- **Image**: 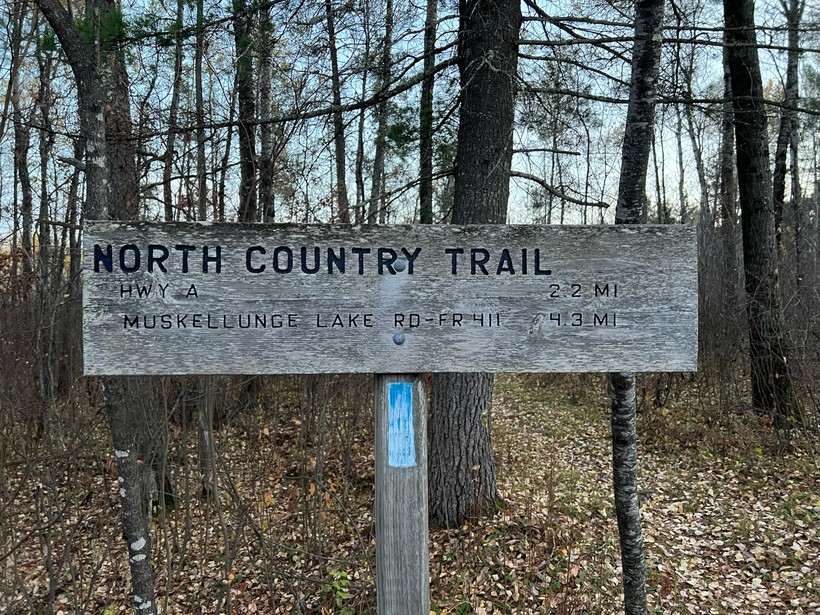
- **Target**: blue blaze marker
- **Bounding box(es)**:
[387,382,415,467]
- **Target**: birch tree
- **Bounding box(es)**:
[610,0,665,612]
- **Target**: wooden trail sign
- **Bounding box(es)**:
[82,221,697,375]
[82,220,697,615]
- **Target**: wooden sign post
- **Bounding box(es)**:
[374,374,429,613]
[83,221,697,614]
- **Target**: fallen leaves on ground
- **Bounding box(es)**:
[1,374,817,614]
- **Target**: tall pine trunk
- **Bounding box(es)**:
[428,0,520,529]
[724,0,796,426]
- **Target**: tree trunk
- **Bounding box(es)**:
[326,0,350,223]
[675,106,687,224]
[6,1,27,282]
[719,32,741,369]
[198,377,216,499]
[428,0,520,529]
[429,373,502,527]
[367,0,393,224]
[195,0,208,221]
[234,0,257,221]
[258,3,277,222]
[683,103,709,219]
[36,41,56,276]
[354,7,371,224]
[678,24,710,219]
[610,372,647,615]
[724,0,796,426]
[772,0,803,259]
[217,93,236,222]
[99,0,166,494]
[63,137,84,388]
[11,4,34,274]
[99,0,165,600]
[790,129,803,294]
[610,0,665,612]
[100,9,138,221]
[162,0,185,222]
[34,37,58,438]
[104,378,159,614]
[36,1,159,611]
[418,0,437,224]
[12,95,33,274]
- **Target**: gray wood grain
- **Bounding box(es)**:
[82,222,698,374]
[374,374,429,614]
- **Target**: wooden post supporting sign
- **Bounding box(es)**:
[374,374,429,614]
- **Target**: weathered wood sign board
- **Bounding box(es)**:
[82,221,697,375]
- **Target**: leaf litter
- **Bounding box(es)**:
[1,374,817,614]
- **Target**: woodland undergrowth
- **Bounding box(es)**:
[1,374,818,614]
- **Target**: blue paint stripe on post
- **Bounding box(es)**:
[387,382,415,468]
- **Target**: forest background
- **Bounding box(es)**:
[1,0,819,612]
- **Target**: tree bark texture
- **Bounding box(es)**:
[258,3,277,223]
[36,46,56,274]
[36,0,108,220]
[196,0,208,221]
[367,0,393,224]
[428,373,501,528]
[428,0,520,529]
[354,40,369,223]
[233,0,257,222]
[610,372,646,615]
[198,377,216,499]
[162,0,184,222]
[326,0,351,223]
[724,0,796,425]
[610,0,665,612]
[680,52,709,219]
[418,0,437,224]
[719,32,742,362]
[99,0,168,508]
[100,5,139,221]
[719,35,737,233]
[772,0,804,258]
[36,1,159,611]
[6,0,26,281]
[615,0,664,227]
[104,377,159,615]
[12,96,33,273]
[450,0,520,225]
[789,128,803,291]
